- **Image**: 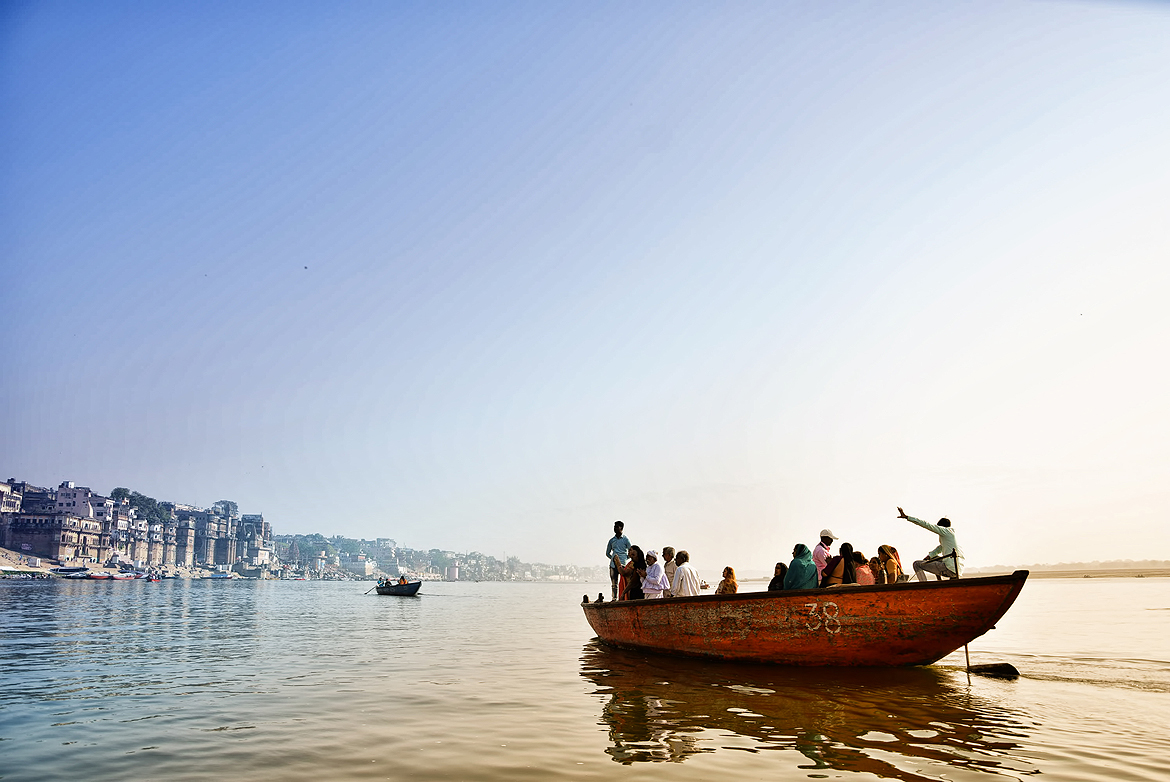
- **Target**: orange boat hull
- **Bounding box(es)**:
[582,570,1028,666]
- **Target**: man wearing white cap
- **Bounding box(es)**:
[813,529,837,582]
[642,550,670,599]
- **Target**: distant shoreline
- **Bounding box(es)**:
[977,568,1170,579]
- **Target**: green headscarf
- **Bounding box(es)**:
[784,543,819,590]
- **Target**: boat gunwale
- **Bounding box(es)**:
[582,569,1029,611]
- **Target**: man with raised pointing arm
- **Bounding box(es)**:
[898,507,964,581]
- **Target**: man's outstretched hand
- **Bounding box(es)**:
[897,507,909,519]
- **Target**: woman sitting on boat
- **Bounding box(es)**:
[783,544,819,590]
[875,545,905,584]
[714,566,738,595]
[613,546,647,600]
[853,551,875,585]
[820,542,858,587]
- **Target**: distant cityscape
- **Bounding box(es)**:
[0,477,606,581]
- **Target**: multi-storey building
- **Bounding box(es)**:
[238,514,273,566]
[1,480,23,516]
[2,478,275,572]
[174,515,196,568]
[1,482,107,563]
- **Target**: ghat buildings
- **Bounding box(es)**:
[0,479,273,569]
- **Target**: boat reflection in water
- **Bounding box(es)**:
[581,641,1039,779]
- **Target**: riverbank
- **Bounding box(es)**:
[0,545,209,579]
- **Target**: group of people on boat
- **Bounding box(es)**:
[377,575,412,587]
[605,522,706,600]
[603,508,964,600]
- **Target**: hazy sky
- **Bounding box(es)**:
[3,1,1168,572]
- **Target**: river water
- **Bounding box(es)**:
[1,576,1167,781]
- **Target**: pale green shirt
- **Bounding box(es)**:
[906,516,964,575]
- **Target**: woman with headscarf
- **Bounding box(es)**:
[714,566,738,595]
[820,542,858,587]
[642,550,670,599]
[783,544,819,590]
[877,544,905,584]
[613,545,647,600]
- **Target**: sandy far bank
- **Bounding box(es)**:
[998,568,1170,579]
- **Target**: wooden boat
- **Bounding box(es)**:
[581,570,1028,667]
[375,580,422,596]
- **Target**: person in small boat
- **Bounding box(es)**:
[606,521,632,601]
[642,550,670,599]
[820,542,858,587]
[398,575,409,585]
[876,544,905,584]
[613,545,647,600]
[783,544,819,590]
[670,550,701,597]
[813,529,837,582]
[661,547,677,597]
[714,566,738,595]
[768,561,788,590]
[869,555,884,583]
[853,551,875,585]
[898,507,964,580]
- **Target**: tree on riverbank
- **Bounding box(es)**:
[109,487,174,525]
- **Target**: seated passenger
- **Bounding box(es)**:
[614,545,647,600]
[869,555,885,584]
[714,566,738,595]
[853,551,875,585]
[877,545,905,584]
[820,542,858,587]
[670,550,701,597]
[783,544,819,590]
[661,547,677,597]
[642,550,670,599]
[767,562,787,591]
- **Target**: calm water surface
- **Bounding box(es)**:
[1,576,1167,781]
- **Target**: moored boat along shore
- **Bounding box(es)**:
[1,545,222,580]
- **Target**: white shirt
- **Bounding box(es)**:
[671,562,701,597]
[642,561,669,596]
[906,516,964,575]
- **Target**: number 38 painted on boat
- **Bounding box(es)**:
[803,602,841,634]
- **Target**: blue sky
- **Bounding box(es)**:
[3,1,1168,571]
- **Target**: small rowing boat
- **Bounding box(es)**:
[581,570,1028,667]
[375,580,422,596]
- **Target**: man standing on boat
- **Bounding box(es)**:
[605,520,631,600]
[813,529,837,581]
[898,507,964,580]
